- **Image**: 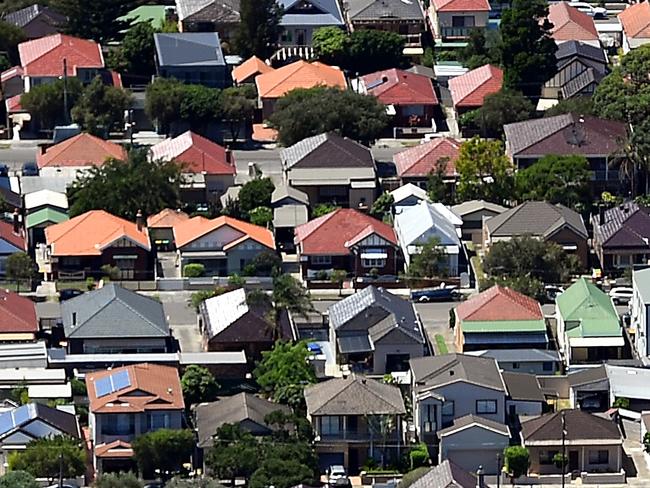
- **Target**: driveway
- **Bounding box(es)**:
[142,290,203,352]
[414,301,457,354]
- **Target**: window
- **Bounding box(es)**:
[423,404,436,432]
[312,255,332,265]
[512,362,520,369]
[543,361,553,372]
[441,401,454,417]
[588,450,609,465]
[321,416,341,435]
[101,414,135,436]
[539,450,559,465]
[451,16,475,27]
[148,412,170,431]
[476,400,497,414]
[614,254,632,268]
[362,258,386,268]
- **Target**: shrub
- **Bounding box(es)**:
[86,277,96,290]
[398,467,430,488]
[409,443,430,469]
[184,263,205,277]
[100,264,120,280]
[93,472,143,488]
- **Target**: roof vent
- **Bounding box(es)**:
[167,387,173,394]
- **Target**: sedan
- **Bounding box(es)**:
[609,287,634,305]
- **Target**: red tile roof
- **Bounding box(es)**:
[431,0,490,12]
[394,137,461,178]
[449,64,503,108]
[456,285,543,322]
[361,68,438,105]
[173,215,275,250]
[0,65,22,82]
[0,220,26,251]
[232,55,274,84]
[94,440,133,459]
[150,131,236,175]
[36,133,126,169]
[86,363,184,414]
[619,2,650,39]
[548,2,598,42]
[255,60,347,99]
[5,94,23,113]
[18,34,104,77]
[0,288,38,334]
[252,123,278,142]
[146,208,190,229]
[294,208,397,255]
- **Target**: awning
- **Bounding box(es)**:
[361,252,388,259]
[181,251,226,258]
[338,335,374,354]
[351,180,376,189]
[570,336,625,348]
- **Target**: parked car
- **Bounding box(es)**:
[567,1,607,18]
[544,285,565,303]
[411,286,459,302]
[609,287,634,305]
[328,465,349,486]
[0,164,8,177]
[59,288,84,301]
[21,161,39,176]
[307,342,323,355]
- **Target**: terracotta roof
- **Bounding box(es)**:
[150,131,235,175]
[255,60,346,98]
[173,215,275,249]
[45,210,150,256]
[94,440,133,459]
[619,2,650,39]
[36,133,126,169]
[86,363,184,414]
[5,94,23,113]
[146,208,190,228]
[431,0,490,12]
[18,34,104,77]
[361,68,438,105]
[394,137,461,178]
[449,64,503,108]
[0,65,23,82]
[456,285,544,322]
[232,55,274,84]
[0,289,38,334]
[548,2,598,42]
[0,220,26,251]
[294,208,397,255]
[252,124,278,142]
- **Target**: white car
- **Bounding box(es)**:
[568,2,607,18]
[328,465,349,486]
[609,287,634,305]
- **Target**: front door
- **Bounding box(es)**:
[349,448,360,474]
[569,450,580,471]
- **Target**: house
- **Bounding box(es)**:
[521,409,624,480]
[36,133,127,174]
[632,267,650,363]
[0,219,26,276]
[437,415,510,475]
[346,0,426,54]
[394,138,461,189]
[390,183,429,209]
[24,189,68,246]
[503,114,627,193]
[255,60,347,119]
[232,56,274,85]
[271,184,309,251]
[304,374,406,472]
[452,200,506,244]
[278,0,345,48]
[149,131,236,203]
[0,402,79,475]
[44,210,153,280]
[547,2,599,47]
[294,208,398,280]
[357,69,439,133]
[556,278,624,368]
[619,1,650,54]
[175,0,240,43]
[394,200,463,276]
[281,133,377,209]
[406,460,478,488]
[409,354,507,449]
[199,288,294,360]
[467,349,561,375]
[427,0,490,43]
[502,371,545,418]
[328,285,426,374]
[591,202,650,272]
[146,208,190,251]
[173,216,275,276]
[454,285,548,352]
[61,283,173,354]
[568,366,610,411]
[3,4,66,39]
[154,32,230,89]
[0,289,38,342]
[86,363,184,473]
[448,64,503,116]
[483,201,589,268]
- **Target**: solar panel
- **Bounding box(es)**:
[0,411,14,436]
[111,370,131,391]
[12,404,31,426]
[366,78,386,90]
[95,376,113,397]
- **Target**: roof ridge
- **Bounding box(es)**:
[264,60,308,98]
[67,289,117,337]
[113,287,167,335]
[21,33,62,68]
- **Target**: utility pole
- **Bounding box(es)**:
[58,452,64,488]
[63,58,68,125]
[496,452,501,488]
[561,410,567,488]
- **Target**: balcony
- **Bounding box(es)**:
[440,26,475,40]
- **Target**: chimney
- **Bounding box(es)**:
[12,209,19,235]
[599,205,605,226]
[136,209,144,231]
[39,145,47,155]
[225,146,232,165]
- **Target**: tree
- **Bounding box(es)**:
[179,84,222,130]
[0,471,39,488]
[330,269,347,296]
[238,178,275,218]
[247,250,282,276]
[181,365,219,407]
[455,137,514,205]
[67,148,183,220]
[593,67,630,123]
[132,429,195,480]
[346,29,406,75]
[21,77,83,130]
[466,89,534,137]
[234,0,283,60]
[408,237,447,278]
[183,263,205,277]
[270,86,388,146]
[544,96,595,117]
[145,78,186,134]
[107,22,157,78]
[220,86,256,142]
[71,76,132,135]
[165,478,224,488]
[0,20,25,65]
[249,206,273,227]
[9,436,85,483]
[312,26,347,66]
[312,203,339,217]
[272,274,314,321]
[516,155,591,210]
[369,192,394,220]
[644,431,650,454]
[52,0,138,43]
[409,443,430,469]
[249,459,315,488]
[503,446,530,483]
[458,28,500,70]
[499,0,557,97]
[206,425,260,484]
[93,472,143,488]
[5,252,35,293]
[427,158,452,203]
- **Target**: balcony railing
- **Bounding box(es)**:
[440,26,475,39]
[402,33,422,47]
[319,430,400,442]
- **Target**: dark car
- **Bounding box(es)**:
[59,288,84,301]
[411,286,459,302]
[0,164,8,178]
[21,161,39,176]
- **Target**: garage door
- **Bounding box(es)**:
[318,452,345,472]
[446,449,498,474]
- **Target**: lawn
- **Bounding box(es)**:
[434,334,449,354]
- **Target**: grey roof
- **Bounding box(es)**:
[195,393,291,447]
[505,114,576,156]
[407,64,435,79]
[568,365,609,388]
[451,199,507,218]
[555,40,607,66]
[522,409,621,443]
[437,414,510,437]
[273,205,308,228]
[0,402,79,441]
[271,183,309,206]
[304,375,405,415]
[281,132,375,170]
[593,202,650,247]
[347,0,425,22]
[561,67,602,99]
[485,201,588,239]
[502,371,545,402]
[469,348,561,364]
[176,0,240,22]
[61,284,169,339]
[279,0,344,26]
[408,460,477,488]
[4,4,65,28]
[605,365,650,401]
[154,32,225,67]
[410,354,506,392]
[634,267,650,304]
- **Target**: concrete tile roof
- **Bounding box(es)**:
[176,0,240,22]
[0,289,37,334]
[4,4,66,28]
[232,56,274,84]
[548,2,598,42]
[255,60,346,98]
[619,1,650,39]
[449,64,502,108]
[281,132,374,170]
[394,137,460,178]
[36,133,126,169]
[362,68,438,105]
[437,413,510,437]
[407,460,477,488]
[555,40,607,65]
[279,0,344,26]
[593,202,650,248]
[502,371,545,402]
[18,34,103,77]
[522,409,621,443]
[146,208,190,229]
[431,0,490,12]
[150,131,235,175]
[173,215,275,249]
[410,353,505,391]
[348,0,425,20]
[456,285,543,322]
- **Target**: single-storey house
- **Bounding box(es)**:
[449,64,502,116]
[393,138,461,189]
[547,2,600,47]
[452,200,506,245]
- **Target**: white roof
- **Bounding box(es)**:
[395,200,461,249]
[0,368,66,385]
[390,183,428,205]
[431,202,463,227]
[203,288,249,339]
[606,365,650,400]
[24,189,69,210]
[28,383,72,399]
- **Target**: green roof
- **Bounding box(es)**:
[461,319,547,333]
[556,278,621,338]
[119,5,167,26]
[25,208,69,229]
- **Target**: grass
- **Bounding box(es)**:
[55,280,90,291]
[434,334,449,354]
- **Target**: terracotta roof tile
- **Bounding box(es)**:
[255,60,346,99]
[232,55,274,84]
[619,2,650,39]
[0,65,23,82]
[94,440,133,458]
[0,288,38,334]
[5,94,23,113]
[146,208,190,228]
[18,34,104,77]
[173,215,275,249]
[431,0,490,12]
[394,137,461,177]
[456,285,544,322]
[45,210,150,256]
[449,64,503,108]
[361,68,438,105]
[36,133,126,169]
[548,2,598,42]
[150,131,236,175]
[252,124,278,142]
[295,208,397,255]
[0,220,26,251]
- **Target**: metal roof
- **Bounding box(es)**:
[154,32,225,67]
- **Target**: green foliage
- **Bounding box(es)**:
[67,148,183,220]
[313,203,340,217]
[181,365,219,407]
[100,264,121,280]
[0,470,38,488]
[272,274,314,320]
[86,276,96,291]
[544,97,595,118]
[248,250,282,276]
[370,192,394,220]
[190,287,228,311]
[165,478,224,488]
[93,472,143,488]
[21,77,83,130]
[269,86,388,146]
[330,269,347,294]
[206,424,259,481]
[132,428,195,479]
[234,0,283,59]
[183,263,205,278]
[249,206,273,227]
[52,0,138,43]
[409,443,430,469]
[238,178,275,217]
[0,19,25,65]
[249,458,315,488]
[481,274,546,302]
[552,452,567,470]
[179,84,222,129]
[312,26,348,66]
[5,252,35,292]
[70,377,87,396]
[221,86,256,141]
[398,467,431,488]
[613,397,630,409]
[467,89,534,137]
[9,436,85,481]
[504,446,530,479]
[427,157,452,204]
[515,155,592,210]
[458,28,500,70]
[644,432,650,453]
[10,383,29,405]
[228,274,246,287]
[107,22,157,77]
[408,237,447,278]
[145,78,186,134]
